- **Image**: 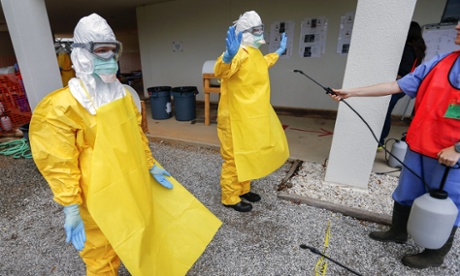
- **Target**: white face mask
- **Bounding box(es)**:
[241,32,266,48]
[93,57,118,83]
[253,34,266,48]
[97,74,117,83]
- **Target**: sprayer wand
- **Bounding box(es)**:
[300,244,363,276]
[293,69,431,190]
[293,70,337,96]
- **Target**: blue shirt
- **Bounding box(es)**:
[397,51,460,98]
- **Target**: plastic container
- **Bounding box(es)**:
[408,191,458,249]
[0,66,15,75]
[148,86,172,120]
[388,139,407,168]
[407,166,458,249]
[1,115,12,131]
[172,86,199,121]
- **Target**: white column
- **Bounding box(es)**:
[324,0,417,189]
[1,0,62,111]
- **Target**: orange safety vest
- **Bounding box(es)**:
[406,51,460,158]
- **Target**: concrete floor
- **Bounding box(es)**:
[144,102,409,177]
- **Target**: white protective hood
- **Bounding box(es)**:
[234,10,265,48]
[69,13,125,114]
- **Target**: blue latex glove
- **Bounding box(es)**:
[222,26,242,64]
[275,33,287,56]
[63,204,86,251]
[150,164,173,189]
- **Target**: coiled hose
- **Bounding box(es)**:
[0,138,32,159]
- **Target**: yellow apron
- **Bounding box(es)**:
[87,96,221,275]
[215,47,289,182]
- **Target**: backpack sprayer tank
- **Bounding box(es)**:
[407,166,458,249]
[387,133,408,168]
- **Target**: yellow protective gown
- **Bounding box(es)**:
[57,52,76,86]
[30,87,221,275]
[214,47,289,205]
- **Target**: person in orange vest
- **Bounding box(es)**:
[329,22,460,269]
[378,21,426,148]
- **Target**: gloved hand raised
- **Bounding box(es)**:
[275,33,287,56]
[63,204,86,251]
[150,164,173,189]
[223,26,242,64]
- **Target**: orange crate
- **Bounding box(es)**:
[0,73,31,132]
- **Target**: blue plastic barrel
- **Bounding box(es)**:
[172,86,199,121]
[148,86,172,120]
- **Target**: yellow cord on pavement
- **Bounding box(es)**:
[315,220,331,276]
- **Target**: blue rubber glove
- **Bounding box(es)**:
[150,164,173,189]
[222,26,242,64]
[275,33,287,56]
[63,204,86,251]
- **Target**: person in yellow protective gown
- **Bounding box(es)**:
[29,13,221,276]
[56,48,76,86]
[214,10,290,212]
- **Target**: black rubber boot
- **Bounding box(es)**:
[369,201,411,243]
[401,227,457,269]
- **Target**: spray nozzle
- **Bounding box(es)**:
[299,244,363,276]
[300,244,320,254]
[293,69,338,97]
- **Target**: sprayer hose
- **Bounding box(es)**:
[0,138,32,159]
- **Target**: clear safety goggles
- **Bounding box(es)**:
[243,24,264,36]
[72,41,123,61]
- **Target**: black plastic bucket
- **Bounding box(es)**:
[171,86,199,121]
[19,123,29,145]
[148,86,172,120]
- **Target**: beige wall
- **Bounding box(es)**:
[137,0,447,111]
[117,32,142,73]
[0,0,449,109]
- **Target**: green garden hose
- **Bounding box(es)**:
[0,138,32,159]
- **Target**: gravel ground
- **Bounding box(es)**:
[287,162,398,217]
[1,139,459,276]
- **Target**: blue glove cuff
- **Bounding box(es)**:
[275,48,286,56]
[63,204,86,251]
[63,204,79,216]
[222,51,233,64]
[149,164,160,174]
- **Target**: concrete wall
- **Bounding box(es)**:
[0,0,448,111]
[137,0,447,112]
[325,0,417,189]
[1,0,62,111]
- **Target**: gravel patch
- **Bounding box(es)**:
[287,161,398,216]
[1,139,459,276]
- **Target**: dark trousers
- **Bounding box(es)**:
[380,92,406,145]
